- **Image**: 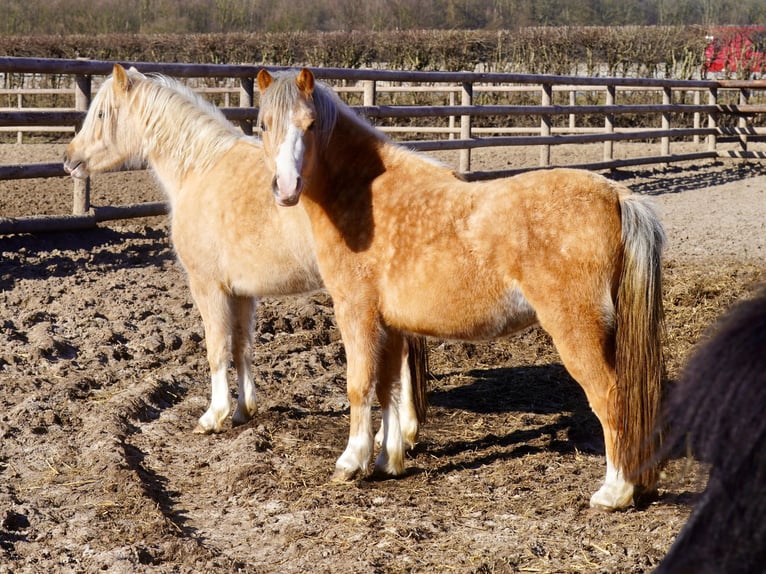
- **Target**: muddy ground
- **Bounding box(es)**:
[1,141,765,573]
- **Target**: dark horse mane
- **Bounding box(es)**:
[655,286,766,574]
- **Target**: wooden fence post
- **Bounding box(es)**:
[540,83,552,167]
[707,87,718,153]
[661,86,671,160]
[239,77,254,135]
[16,92,22,144]
[73,73,91,216]
[459,82,472,173]
[569,90,576,131]
[363,80,376,126]
[738,88,749,154]
[363,80,376,107]
[693,89,701,144]
[449,90,456,140]
[604,85,615,162]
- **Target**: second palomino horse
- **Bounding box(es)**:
[256,68,666,510]
[64,64,427,446]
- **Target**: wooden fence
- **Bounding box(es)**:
[2,56,766,234]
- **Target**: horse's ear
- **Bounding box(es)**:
[128,66,146,79]
[297,68,315,94]
[257,69,273,92]
[112,64,133,94]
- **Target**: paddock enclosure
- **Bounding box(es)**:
[3,56,766,231]
[1,58,766,572]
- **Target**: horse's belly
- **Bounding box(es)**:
[384,283,538,340]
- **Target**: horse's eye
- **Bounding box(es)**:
[97,110,104,120]
[259,121,268,132]
[307,121,315,131]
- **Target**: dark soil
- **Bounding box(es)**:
[1,143,765,573]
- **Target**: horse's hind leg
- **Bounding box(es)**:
[398,341,421,448]
[375,338,419,450]
[231,296,257,426]
[374,329,408,476]
[538,302,634,510]
[189,279,236,434]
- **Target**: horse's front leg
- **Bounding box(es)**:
[331,303,382,482]
[189,279,234,434]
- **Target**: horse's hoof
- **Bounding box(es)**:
[374,453,406,478]
[193,421,224,434]
[232,404,257,427]
[372,464,405,479]
[589,483,634,511]
[231,413,252,427]
[331,467,360,482]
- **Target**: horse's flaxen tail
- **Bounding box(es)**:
[615,194,666,489]
[405,335,429,424]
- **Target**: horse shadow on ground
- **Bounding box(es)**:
[410,363,701,510]
[0,226,174,291]
[611,161,766,196]
[406,363,605,478]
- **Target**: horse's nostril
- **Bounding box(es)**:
[296,176,302,190]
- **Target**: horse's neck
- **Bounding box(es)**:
[136,88,238,199]
[321,114,387,185]
[147,144,207,189]
[319,113,450,192]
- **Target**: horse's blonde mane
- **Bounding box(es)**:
[140,73,245,173]
[94,69,244,175]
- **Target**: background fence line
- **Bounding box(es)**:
[1,56,765,234]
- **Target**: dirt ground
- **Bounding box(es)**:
[1,141,765,573]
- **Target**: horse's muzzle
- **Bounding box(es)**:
[63,151,89,180]
[271,175,302,207]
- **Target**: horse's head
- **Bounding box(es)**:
[256,68,318,207]
[64,64,146,179]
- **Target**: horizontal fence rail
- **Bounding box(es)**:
[1,56,766,234]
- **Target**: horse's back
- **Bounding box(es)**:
[367,162,627,339]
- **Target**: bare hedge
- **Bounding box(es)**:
[0,26,709,77]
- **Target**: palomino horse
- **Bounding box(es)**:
[655,289,766,573]
[256,68,666,510]
[64,64,427,445]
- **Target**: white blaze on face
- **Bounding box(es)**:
[273,117,306,205]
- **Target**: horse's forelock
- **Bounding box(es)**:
[259,71,341,149]
[83,75,118,132]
